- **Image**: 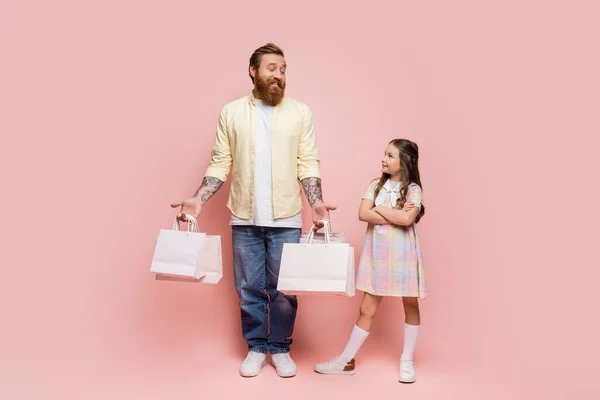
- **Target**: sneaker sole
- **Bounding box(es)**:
[398,377,416,384]
[276,370,296,378]
[314,367,356,376]
[240,359,267,377]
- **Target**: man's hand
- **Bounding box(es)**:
[170,177,224,222]
[311,202,337,230]
[171,197,202,222]
[300,177,336,230]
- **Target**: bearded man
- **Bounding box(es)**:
[171,43,335,378]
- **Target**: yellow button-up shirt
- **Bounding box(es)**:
[204,92,321,220]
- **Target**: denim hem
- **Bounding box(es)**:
[249,347,269,355]
[269,348,290,355]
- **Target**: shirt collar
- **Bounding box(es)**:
[382,179,401,192]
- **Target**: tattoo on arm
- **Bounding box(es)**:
[301,177,324,206]
[193,177,224,203]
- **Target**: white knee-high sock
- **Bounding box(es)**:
[339,325,369,363]
[401,323,420,360]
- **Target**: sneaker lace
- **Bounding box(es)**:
[322,356,347,368]
[274,353,294,365]
[245,352,264,363]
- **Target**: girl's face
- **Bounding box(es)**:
[381,143,402,179]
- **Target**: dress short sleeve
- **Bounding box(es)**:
[362,178,380,201]
[406,183,422,209]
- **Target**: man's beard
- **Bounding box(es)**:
[255,74,285,106]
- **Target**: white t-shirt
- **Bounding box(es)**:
[230,99,302,228]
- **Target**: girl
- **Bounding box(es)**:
[315,138,426,383]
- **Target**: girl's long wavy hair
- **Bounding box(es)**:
[373,138,425,223]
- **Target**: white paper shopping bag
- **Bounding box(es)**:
[150,215,207,279]
[152,218,223,284]
[301,227,345,244]
[277,221,355,297]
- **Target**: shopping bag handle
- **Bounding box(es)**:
[172,214,199,233]
[304,219,332,244]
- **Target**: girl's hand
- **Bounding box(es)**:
[401,202,416,212]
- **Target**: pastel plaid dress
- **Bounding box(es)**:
[355,178,427,298]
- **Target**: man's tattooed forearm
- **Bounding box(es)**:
[301,177,323,206]
[194,177,224,203]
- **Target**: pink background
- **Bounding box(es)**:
[1,0,598,399]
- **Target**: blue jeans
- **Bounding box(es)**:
[232,226,300,354]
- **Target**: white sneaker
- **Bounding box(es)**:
[399,358,416,383]
[271,353,297,378]
[314,356,356,375]
[239,351,267,377]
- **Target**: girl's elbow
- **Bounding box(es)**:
[358,211,367,222]
[403,217,416,226]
